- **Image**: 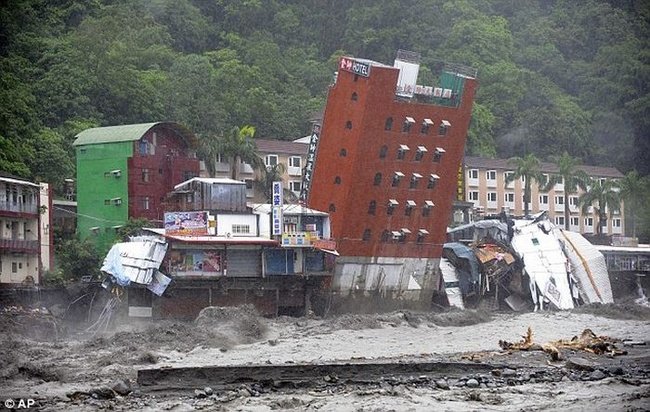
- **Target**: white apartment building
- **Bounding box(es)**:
[464,157,625,235]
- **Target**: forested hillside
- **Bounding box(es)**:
[1,0,648,193]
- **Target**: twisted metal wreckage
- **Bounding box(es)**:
[443,212,613,311]
[87,236,169,335]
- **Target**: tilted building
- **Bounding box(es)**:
[306,53,478,309]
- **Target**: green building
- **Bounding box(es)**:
[73,122,199,252]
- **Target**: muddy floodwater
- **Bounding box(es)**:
[1,304,649,411]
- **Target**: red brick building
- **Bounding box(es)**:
[307,55,477,309]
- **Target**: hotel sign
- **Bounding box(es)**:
[339,57,371,77]
[272,181,283,236]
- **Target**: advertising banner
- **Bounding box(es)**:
[164,211,209,236]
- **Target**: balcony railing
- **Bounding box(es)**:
[0,238,39,252]
[0,200,38,214]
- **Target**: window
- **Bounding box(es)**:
[334,176,341,184]
[397,145,409,160]
[139,139,149,155]
[410,173,422,189]
[232,224,251,234]
[399,228,411,243]
[141,197,150,210]
[504,172,514,188]
[415,146,427,161]
[141,168,149,182]
[555,216,565,226]
[12,262,17,273]
[486,170,497,181]
[539,195,549,204]
[422,200,434,217]
[570,196,579,207]
[487,192,497,202]
[403,117,415,132]
[265,155,278,167]
[421,118,434,134]
[417,229,429,243]
[387,199,398,215]
[340,148,347,157]
[504,193,515,203]
[351,92,358,101]
[392,172,404,187]
[384,117,393,131]
[373,173,382,186]
[570,217,580,227]
[328,203,336,212]
[289,156,301,168]
[439,120,451,135]
[362,229,371,241]
[555,196,564,205]
[368,200,377,215]
[613,218,622,228]
[345,121,352,129]
[468,169,479,181]
[468,191,479,201]
[381,230,391,242]
[379,145,388,159]
[427,174,439,189]
[289,181,301,193]
[584,217,594,226]
[433,147,445,162]
[405,200,416,216]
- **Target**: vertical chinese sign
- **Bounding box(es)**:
[299,123,321,204]
[272,181,283,236]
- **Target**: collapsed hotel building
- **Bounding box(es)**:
[305,51,478,310]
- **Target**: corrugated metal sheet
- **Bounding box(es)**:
[73,122,197,147]
[557,229,613,304]
[511,221,574,309]
[101,237,168,286]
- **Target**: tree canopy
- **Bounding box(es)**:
[1,0,648,196]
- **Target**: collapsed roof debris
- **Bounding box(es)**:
[87,236,171,335]
[443,212,613,311]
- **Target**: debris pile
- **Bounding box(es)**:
[0,306,62,340]
[499,326,627,360]
[87,236,170,334]
[444,212,613,311]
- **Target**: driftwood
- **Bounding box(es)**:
[499,327,627,361]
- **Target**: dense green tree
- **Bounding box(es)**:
[579,178,621,236]
[505,153,546,216]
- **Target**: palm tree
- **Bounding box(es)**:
[505,153,546,217]
[542,152,589,230]
[254,163,298,203]
[618,170,648,238]
[579,178,621,236]
[198,125,264,179]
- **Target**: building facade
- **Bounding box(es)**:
[0,176,45,284]
[200,138,309,202]
[306,55,478,309]
[136,178,332,318]
[73,122,200,251]
[463,156,625,235]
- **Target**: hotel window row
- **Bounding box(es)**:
[393,145,445,162]
[383,117,451,136]
[369,199,434,217]
[365,228,430,243]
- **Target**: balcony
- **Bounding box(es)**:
[0,238,39,253]
[0,200,38,215]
